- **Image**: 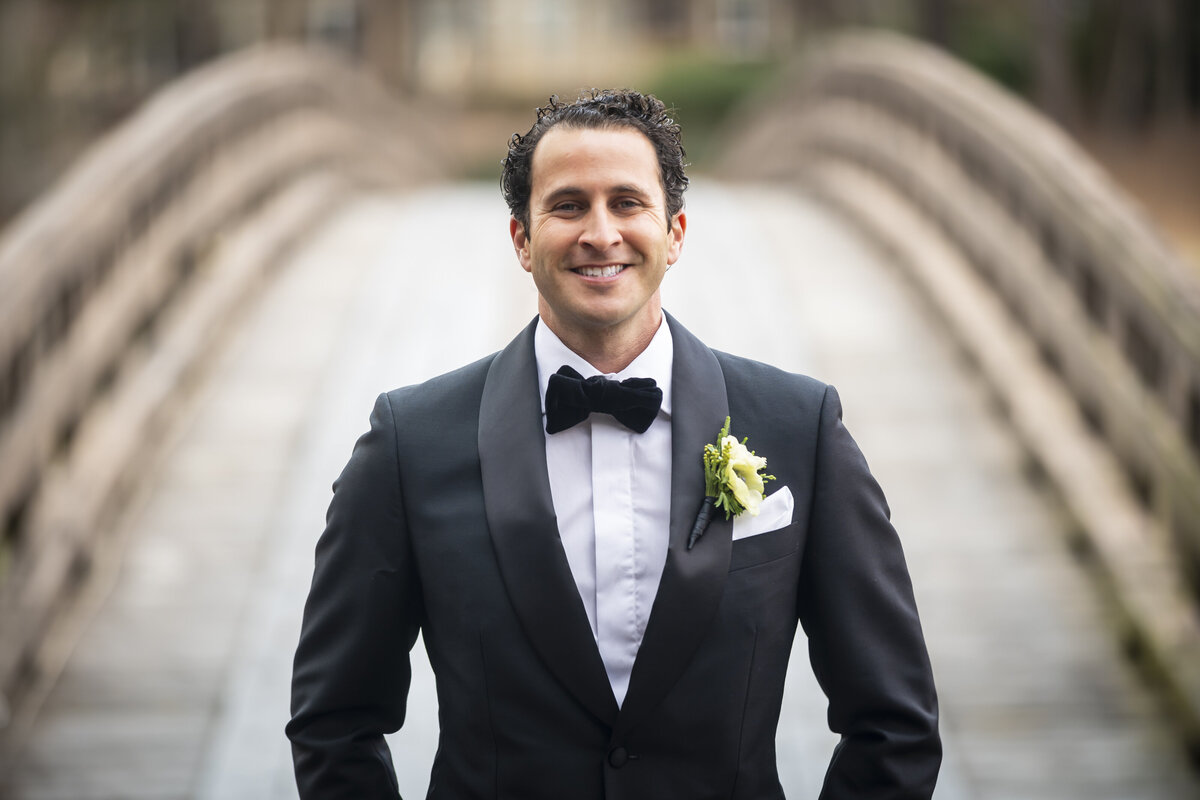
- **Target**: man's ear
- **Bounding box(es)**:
[510,217,532,272]
[666,211,687,266]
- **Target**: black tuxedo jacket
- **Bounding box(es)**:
[288,314,940,799]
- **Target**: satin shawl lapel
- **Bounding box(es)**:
[478,319,618,727]
[616,313,732,738]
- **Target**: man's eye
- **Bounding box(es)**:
[554,203,581,213]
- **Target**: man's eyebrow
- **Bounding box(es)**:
[610,184,653,198]
[541,186,584,205]
[540,184,654,205]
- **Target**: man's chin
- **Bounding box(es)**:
[558,307,662,339]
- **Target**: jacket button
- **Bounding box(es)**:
[608,747,629,768]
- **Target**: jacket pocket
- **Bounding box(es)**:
[728,522,802,572]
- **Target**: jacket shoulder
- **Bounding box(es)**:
[713,350,828,413]
[711,351,834,459]
[382,352,496,430]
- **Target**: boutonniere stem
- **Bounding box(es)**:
[687,416,774,550]
[688,496,716,550]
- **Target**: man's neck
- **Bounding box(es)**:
[539,308,663,375]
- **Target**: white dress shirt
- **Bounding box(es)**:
[534,317,673,707]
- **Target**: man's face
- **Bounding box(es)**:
[510,125,685,346]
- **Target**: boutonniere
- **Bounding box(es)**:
[687,416,775,549]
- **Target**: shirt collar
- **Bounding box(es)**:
[535,314,673,418]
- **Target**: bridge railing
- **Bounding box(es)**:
[719,30,1200,747]
[0,44,439,713]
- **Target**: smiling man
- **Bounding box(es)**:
[288,90,941,799]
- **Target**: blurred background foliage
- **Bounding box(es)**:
[644,51,781,167]
[1,0,1197,263]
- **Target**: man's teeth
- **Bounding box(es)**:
[577,265,625,278]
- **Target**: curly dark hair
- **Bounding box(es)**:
[501,89,689,233]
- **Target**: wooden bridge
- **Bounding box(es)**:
[1,34,1199,798]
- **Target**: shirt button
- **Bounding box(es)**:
[608,746,629,768]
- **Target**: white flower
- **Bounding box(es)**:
[719,435,769,515]
[701,417,775,525]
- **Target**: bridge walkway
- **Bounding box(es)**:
[4,183,1198,799]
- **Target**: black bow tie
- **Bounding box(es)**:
[544,365,663,434]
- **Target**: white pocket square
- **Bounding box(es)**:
[732,486,794,541]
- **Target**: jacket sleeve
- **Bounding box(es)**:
[797,385,941,799]
[286,392,423,798]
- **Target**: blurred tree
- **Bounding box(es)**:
[175,0,220,71]
[1073,0,1197,129]
[1032,0,1078,126]
[917,0,952,47]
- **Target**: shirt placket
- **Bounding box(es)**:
[591,419,638,707]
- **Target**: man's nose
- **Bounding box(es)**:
[578,209,622,250]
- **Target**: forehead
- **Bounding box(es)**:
[529,125,661,198]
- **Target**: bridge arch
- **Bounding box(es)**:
[719,30,1200,752]
[0,43,440,710]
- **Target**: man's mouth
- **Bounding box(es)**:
[573,264,627,278]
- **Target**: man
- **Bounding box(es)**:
[288,89,941,798]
